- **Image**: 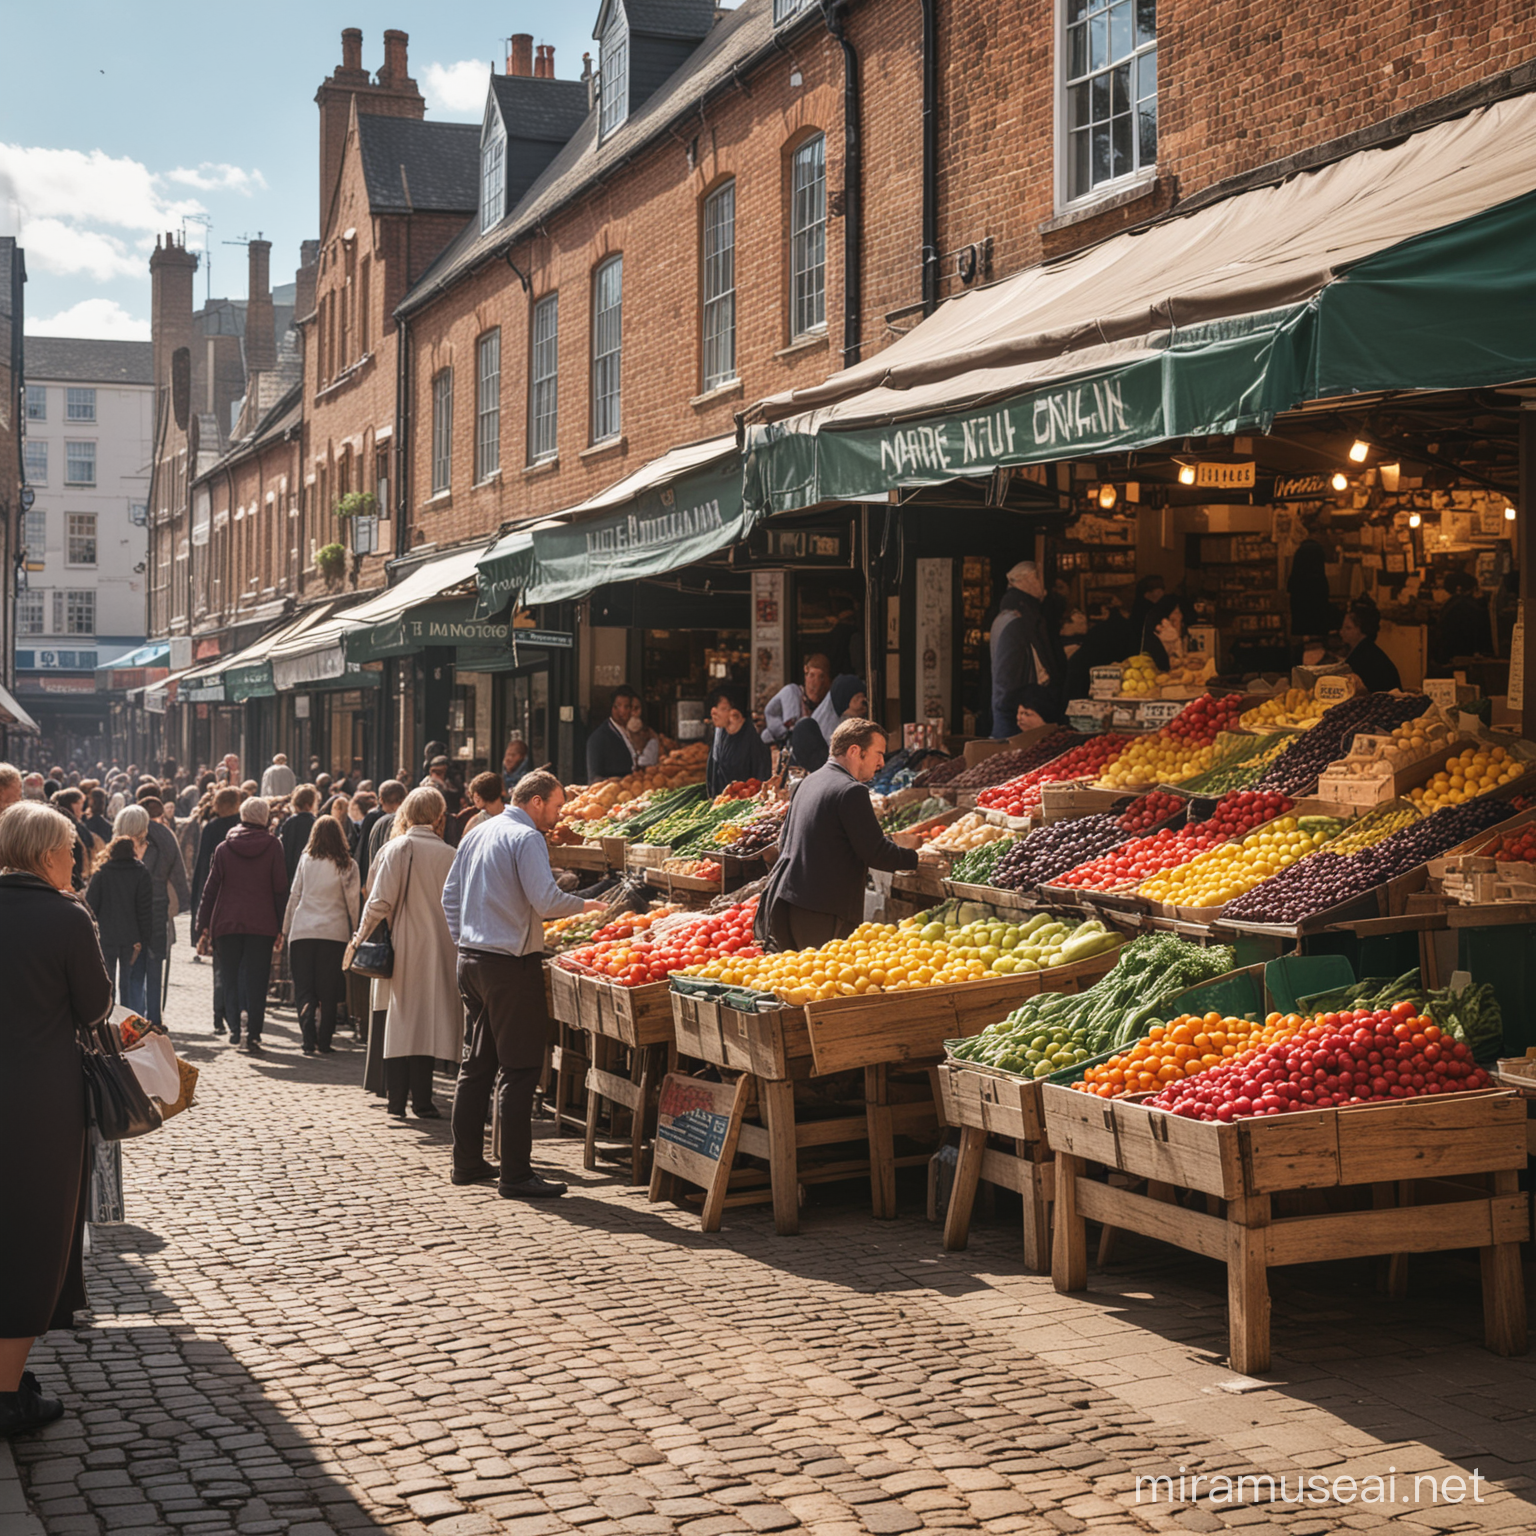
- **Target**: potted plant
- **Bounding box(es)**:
[335,490,377,520]
[315,542,347,586]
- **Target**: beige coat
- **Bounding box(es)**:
[355,825,461,1061]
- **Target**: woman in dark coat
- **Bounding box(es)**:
[0,801,113,1436]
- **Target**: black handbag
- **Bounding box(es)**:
[80,1020,162,1141]
[349,846,414,980]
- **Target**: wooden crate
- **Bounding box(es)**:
[599,835,629,869]
[1042,1084,1529,1372]
[550,841,607,871]
[548,963,582,1027]
[672,991,810,1080]
[578,974,678,1048]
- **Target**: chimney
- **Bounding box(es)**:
[582,52,595,109]
[149,231,198,427]
[381,28,409,82]
[244,238,276,376]
[535,45,555,78]
[294,240,320,326]
[341,27,363,73]
[508,33,533,76]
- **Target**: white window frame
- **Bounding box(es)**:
[591,256,623,443]
[431,369,453,496]
[790,135,828,339]
[16,591,44,636]
[773,0,816,22]
[1058,0,1157,209]
[67,512,97,568]
[600,6,630,139]
[23,438,47,484]
[529,293,560,463]
[701,181,738,392]
[66,387,96,422]
[23,509,46,558]
[65,440,96,486]
[58,590,95,637]
[481,107,506,233]
[24,384,45,421]
[475,329,501,483]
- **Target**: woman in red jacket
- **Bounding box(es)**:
[195,795,288,1053]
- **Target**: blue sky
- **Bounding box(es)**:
[0,3,607,338]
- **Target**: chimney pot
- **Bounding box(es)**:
[382,28,409,81]
[509,33,534,76]
[341,28,363,72]
[540,44,558,78]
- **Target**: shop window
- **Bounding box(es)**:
[591,256,623,443]
[701,181,737,391]
[475,328,501,482]
[481,106,506,232]
[65,440,96,486]
[431,368,453,495]
[529,293,559,462]
[17,591,43,636]
[54,590,95,636]
[23,508,46,560]
[25,384,45,421]
[599,5,629,139]
[1063,0,1157,202]
[66,387,96,422]
[790,134,827,338]
[67,512,97,567]
[23,439,46,484]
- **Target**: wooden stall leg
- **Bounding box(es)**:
[1052,1152,1087,1293]
[1372,1181,1411,1297]
[865,1063,897,1220]
[1480,1170,1528,1357]
[759,1075,800,1236]
[583,1034,610,1171]
[943,1127,987,1252]
[1021,1150,1053,1273]
[1226,1193,1272,1376]
[627,1044,659,1187]
[699,1075,753,1234]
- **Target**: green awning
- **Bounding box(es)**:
[345,598,521,663]
[225,663,275,702]
[471,532,535,621]
[742,95,1536,513]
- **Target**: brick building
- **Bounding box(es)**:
[0,237,33,754]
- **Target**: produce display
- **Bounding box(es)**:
[1407,744,1524,809]
[1325,709,1455,780]
[687,905,1121,1000]
[1094,693,1249,789]
[1483,823,1536,864]
[924,812,1013,854]
[1143,1003,1491,1120]
[990,791,1185,892]
[880,795,950,834]
[976,735,1131,817]
[580,783,705,839]
[947,834,1020,885]
[1297,968,1506,1059]
[1315,801,1419,856]
[563,896,760,986]
[1052,790,1293,892]
[1075,1012,1296,1097]
[652,791,773,855]
[1176,732,1292,796]
[1217,796,1514,925]
[941,731,1081,791]
[1239,687,1328,732]
[559,746,708,824]
[1117,654,1159,697]
[714,807,784,857]
[1137,814,1338,910]
[910,754,974,790]
[949,934,1237,1062]
[1254,692,1429,795]
[664,857,723,882]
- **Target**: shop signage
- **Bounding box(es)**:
[652,1071,748,1198]
[1273,473,1333,500]
[512,628,573,649]
[748,526,850,564]
[1193,460,1256,489]
[181,682,227,703]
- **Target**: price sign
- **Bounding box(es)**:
[1314,674,1360,705]
[1139,699,1185,726]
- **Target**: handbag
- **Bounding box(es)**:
[348,846,414,979]
[80,1019,162,1141]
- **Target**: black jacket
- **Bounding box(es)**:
[1346,637,1402,694]
[706,723,772,797]
[279,811,315,886]
[191,813,239,914]
[585,717,637,782]
[766,761,919,928]
[991,589,1064,731]
[356,807,386,883]
[86,853,154,953]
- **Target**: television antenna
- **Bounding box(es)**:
[181,213,213,302]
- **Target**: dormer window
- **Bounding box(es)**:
[599,5,630,138]
[481,105,506,232]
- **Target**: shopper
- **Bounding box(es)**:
[706,684,772,796]
[419,757,464,826]
[989,561,1062,736]
[625,706,662,768]
[191,786,242,917]
[759,719,923,951]
[279,783,318,886]
[362,780,405,887]
[459,771,505,839]
[585,687,641,781]
[83,789,114,847]
[52,790,93,891]
[1140,593,1187,674]
[0,763,22,811]
[85,806,154,1014]
[811,673,869,742]
[442,771,604,1197]
[501,739,531,796]
[196,795,287,1053]
[259,752,297,799]
[0,803,113,1437]
[350,787,460,1119]
[1341,601,1402,693]
[1433,569,1493,665]
[137,795,191,1026]
[761,653,831,745]
[283,816,360,1056]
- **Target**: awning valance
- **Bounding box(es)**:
[175,604,345,703]
[95,641,169,673]
[473,435,752,615]
[0,682,40,733]
[742,93,1536,513]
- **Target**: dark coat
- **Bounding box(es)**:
[1346,637,1402,694]
[766,761,919,928]
[191,813,239,914]
[86,852,154,954]
[356,807,387,883]
[143,820,192,953]
[706,723,772,797]
[585,718,636,782]
[990,589,1064,734]
[0,873,113,1335]
[197,823,288,940]
[279,810,315,886]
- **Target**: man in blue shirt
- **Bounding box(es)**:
[442,770,605,1198]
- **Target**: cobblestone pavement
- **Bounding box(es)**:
[6,919,1536,1536]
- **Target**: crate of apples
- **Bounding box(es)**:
[1096,693,1248,789]
[565,898,759,986]
[977,734,1131,818]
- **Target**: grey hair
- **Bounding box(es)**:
[0,802,76,877]
[113,805,151,840]
[239,795,271,826]
[393,785,445,837]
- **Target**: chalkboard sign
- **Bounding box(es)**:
[652,1072,751,1229]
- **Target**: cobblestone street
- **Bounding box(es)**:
[4,922,1535,1536]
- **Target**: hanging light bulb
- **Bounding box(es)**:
[1177,463,1197,486]
[1505,504,1518,522]
[1098,482,1118,510]
[1408,511,1422,528]
[1348,439,1370,463]
[1330,471,1349,492]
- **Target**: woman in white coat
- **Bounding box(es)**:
[348,786,459,1119]
[282,815,361,1055]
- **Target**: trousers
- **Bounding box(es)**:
[290,937,346,1050]
[102,946,145,1014]
[131,947,165,1026]
[384,1055,436,1115]
[216,933,275,1040]
[452,949,548,1183]
[766,900,852,953]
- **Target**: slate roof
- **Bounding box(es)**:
[357,115,481,214]
[490,74,591,144]
[24,336,153,386]
[596,0,718,40]
[195,379,303,484]
[399,0,803,317]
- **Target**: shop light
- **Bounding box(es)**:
[1506,504,1518,522]
[1348,439,1370,463]
[1330,471,1349,492]
[1177,463,1197,486]
[1097,482,1118,510]
[1408,511,1422,528]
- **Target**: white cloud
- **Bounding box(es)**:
[27,298,150,341]
[0,143,203,235]
[165,162,268,195]
[17,217,141,281]
[423,59,492,116]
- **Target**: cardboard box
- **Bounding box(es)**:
[961,723,1056,768]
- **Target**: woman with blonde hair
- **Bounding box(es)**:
[0,802,113,1435]
[283,815,360,1055]
[348,785,459,1119]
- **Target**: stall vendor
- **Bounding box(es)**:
[1341,602,1401,692]
[761,654,831,744]
[585,686,641,781]
[757,718,923,950]
[1432,570,1493,666]
[811,674,869,741]
[989,561,1062,737]
[1140,594,1186,674]
[706,684,773,797]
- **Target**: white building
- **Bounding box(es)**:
[18,337,153,763]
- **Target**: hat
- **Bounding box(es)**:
[829,674,867,715]
[429,755,451,769]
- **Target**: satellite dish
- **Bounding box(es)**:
[172,347,191,430]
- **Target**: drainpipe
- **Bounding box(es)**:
[394,313,410,560]
[920,0,938,316]
[821,0,863,366]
